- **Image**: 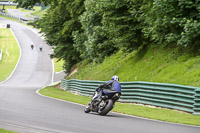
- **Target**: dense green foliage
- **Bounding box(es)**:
[16,0,200,73]
[15,0,48,8]
[35,0,85,72]
[73,0,147,62]
[144,0,200,51]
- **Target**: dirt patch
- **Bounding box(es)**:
[68,67,78,77]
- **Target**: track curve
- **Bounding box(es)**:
[0,17,200,133]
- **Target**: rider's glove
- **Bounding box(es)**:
[95,87,101,92]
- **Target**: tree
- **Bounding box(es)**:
[144,0,200,51]
[14,0,50,8]
[92,0,146,51]
[73,0,147,63]
[73,0,116,62]
[35,0,85,72]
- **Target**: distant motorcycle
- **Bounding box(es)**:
[39,45,43,52]
[84,89,121,116]
[40,47,43,52]
[31,44,34,49]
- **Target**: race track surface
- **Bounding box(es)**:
[7,9,34,21]
[0,17,200,133]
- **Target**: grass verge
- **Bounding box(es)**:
[0,129,18,133]
[69,45,200,87]
[0,29,20,82]
[31,7,47,18]
[54,58,64,72]
[39,86,200,126]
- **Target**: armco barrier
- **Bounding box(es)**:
[0,12,27,24]
[193,88,200,115]
[61,79,200,115]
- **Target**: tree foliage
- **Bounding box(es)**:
[16,0,200,72]
[14,0,49,8]
[35,0,85,72]
[73,0,116,62]
[73,0,146,62]
[143,0,200,51]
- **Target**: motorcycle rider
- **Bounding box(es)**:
[39,45,43,52]
[86,75,121,110]
[31,43,34,50]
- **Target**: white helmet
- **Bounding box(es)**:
[112,75,119,81]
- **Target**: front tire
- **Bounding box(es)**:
[84,105,91,113]
[98,99,114,116]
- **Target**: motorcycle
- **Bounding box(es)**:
[84,89,121,116]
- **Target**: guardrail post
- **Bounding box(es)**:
[193,88,200,115]
[67,80,70,91]
[60,79,65,90]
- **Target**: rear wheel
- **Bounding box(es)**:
[98,99,114,116]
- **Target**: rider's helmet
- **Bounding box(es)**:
[112,75,119,81]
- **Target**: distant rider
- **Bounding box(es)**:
[39,45,43,52]
[31,43,34,50]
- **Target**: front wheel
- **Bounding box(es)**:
[98,99,114,116]
[84,105,91,113]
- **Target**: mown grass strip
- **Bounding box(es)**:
[31,6,47,18]
[54,58,64,72]
[0,128,19,133]
[69,46,200,87]
[39,86,200,126]
[0,29,20,82]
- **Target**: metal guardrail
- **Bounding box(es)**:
[0,12,28,24]
[61,79,200,115]
[194,88,200,115]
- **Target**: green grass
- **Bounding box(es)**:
[0,129,18,133]
[39,86,200,126]
[40,86,91,105]
[70,45,200,87]
[0,29,20,82]
[54,58,64,72]
[31,7,48,18]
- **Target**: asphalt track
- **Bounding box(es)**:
[0,17,200,133]
[7,9,34,21]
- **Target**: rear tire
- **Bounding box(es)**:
[98,99,114,116]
